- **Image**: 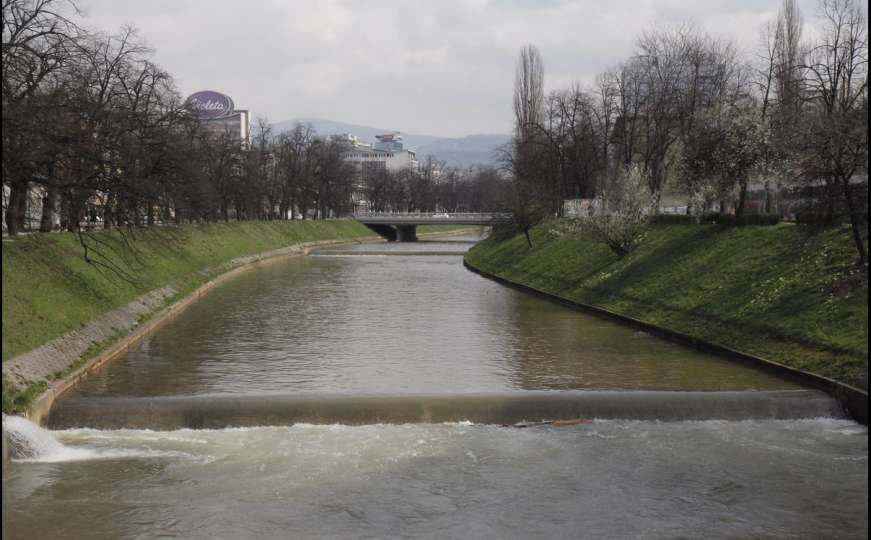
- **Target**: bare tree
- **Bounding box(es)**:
[630,25,741,202]
[758,0,807,213]
[507,44,551,246]
[2,0,80,235]
[513,44,545,143]
[794,0,868,266]
[775,0,805,118]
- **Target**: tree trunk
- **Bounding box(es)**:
[40,183,59,232]
[736,178,748,216]
[5,180,28,236]
[62,189,84,232]
[104,205,114,230]
[763,181,772,214]
[841,178,867,268]
[523,226,533,248]
[823,176,838,218]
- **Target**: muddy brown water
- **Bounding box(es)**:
[60,235,801,398]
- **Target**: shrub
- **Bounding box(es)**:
[699,212,723,224]
[650,214,697,225]
[576,165,654,257]
[554,166,654,257]
[699,213,781,226]
[737,213,781,226]
[796,211,841,226]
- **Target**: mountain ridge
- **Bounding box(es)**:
[271,117,510,167]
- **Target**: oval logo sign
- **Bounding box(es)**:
[184,91,234,119]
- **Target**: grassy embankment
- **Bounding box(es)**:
[465,221,868,391]
[1,220,470,412]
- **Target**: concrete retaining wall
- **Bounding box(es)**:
[14,238,370,425]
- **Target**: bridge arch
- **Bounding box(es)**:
[354,212,505,241]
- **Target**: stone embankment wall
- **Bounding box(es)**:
[4,240,355,424]
[4,226,476,423]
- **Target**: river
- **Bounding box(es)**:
[4,233,868,539]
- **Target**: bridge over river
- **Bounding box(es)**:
[354,212,508,241]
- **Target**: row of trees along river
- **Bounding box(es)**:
[505,0,867,266]
[2,0,513,238]
[3,0,866,266]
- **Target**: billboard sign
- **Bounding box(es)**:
[184,91,234,119]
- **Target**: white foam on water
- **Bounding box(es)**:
[2,414,195,463]
[3,414,90,462]
[6,416,866,539]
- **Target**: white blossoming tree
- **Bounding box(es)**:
[556,165,655,257]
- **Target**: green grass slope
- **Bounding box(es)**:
[2,219,375,363]
[465,222,868,390]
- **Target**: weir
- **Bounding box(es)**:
[46,390,845,430]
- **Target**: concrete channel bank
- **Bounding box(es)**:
[8,239,369,426]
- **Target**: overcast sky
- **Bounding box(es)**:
[78,0,820,138]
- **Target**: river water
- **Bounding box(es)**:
[53,235,803,396]
[5,233,868,539]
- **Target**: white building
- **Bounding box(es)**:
[204,110,250,145]
[334,132,419,212]
[337,132,419,176]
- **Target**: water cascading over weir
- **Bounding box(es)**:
[3,390,845,463]
[43,390,846,431]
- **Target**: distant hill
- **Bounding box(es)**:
[271,117,510,168]
[416,134,510,168]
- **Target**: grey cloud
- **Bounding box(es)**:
[79,0,819,137]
